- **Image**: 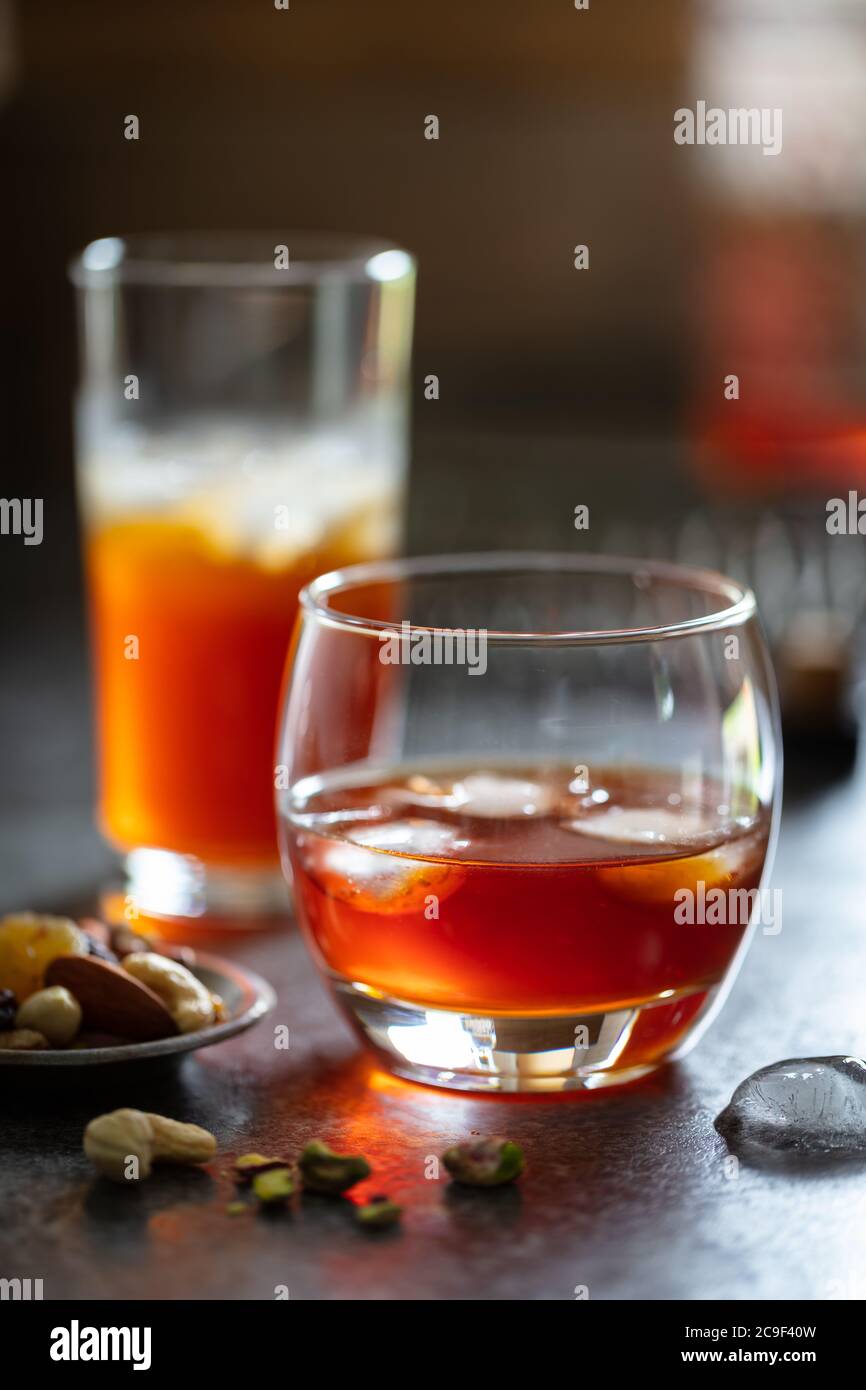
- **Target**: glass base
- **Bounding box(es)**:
[332,978,681,1093]
[105,848,290,930]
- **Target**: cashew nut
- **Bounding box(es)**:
[84,1108,154,1182]
[84,1108,217,1182]
[16,986,82,1046]
[121,952,215,1034]
[147,1113,217,1164]
[0,1028,48,1050]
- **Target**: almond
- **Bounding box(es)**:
[44,955,177,1042]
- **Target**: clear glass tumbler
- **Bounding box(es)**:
[277,554,781,1093]
[71,233,415,926]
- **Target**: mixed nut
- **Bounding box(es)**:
[231,1141,372,1208]
[298,1139,371,1195]
[442,1136,525,1187]
[17,908,527,1236]
[0,911,224,1051]
[81,1108,525,1236]
[223,1135,525,1230]
[84,1109,218,1181]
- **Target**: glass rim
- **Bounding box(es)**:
[299,552,758,646]
[68,231,416,289]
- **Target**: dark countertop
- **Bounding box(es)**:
[2,590,866,1300]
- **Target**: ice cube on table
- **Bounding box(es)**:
[450,773,554,818]
[716,1057,866,1156]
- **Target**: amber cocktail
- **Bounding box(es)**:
[277,555,780,1092]
[72,233,415,924]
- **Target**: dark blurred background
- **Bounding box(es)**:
[0,0,691,579]
[1,0,866,903]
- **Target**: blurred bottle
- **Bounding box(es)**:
[685,0,866,742]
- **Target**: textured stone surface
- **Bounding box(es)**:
[1,604,865,1300]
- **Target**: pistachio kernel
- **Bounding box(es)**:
[442,1137,525,1187]
[225,1200,249,1216]
[299,1140,371,1195]
[233,1153,289,1185]
[356,1197,402,1230]
[251,1166,297,1205]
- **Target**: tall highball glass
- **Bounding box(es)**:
[72,233,415,927]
